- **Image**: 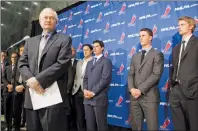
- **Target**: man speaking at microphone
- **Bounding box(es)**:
[18,8,72,131]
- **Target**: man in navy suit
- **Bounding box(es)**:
[83,40,112,131]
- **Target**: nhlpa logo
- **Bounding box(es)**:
[84,4,90,14]
[160,117,171,129]
[96,12,102,22]
[148,0,157,6]
[104,0,110,7]
[77,43,83,52]
[119,3,126,15]
[128,14,136,27]
[152,25,157,37]
[161,5,171,19]
[78,19,83,28]
[125,115,132,125]
[104,50,108,58]
[84,29,89,39]
[118,32,125,44]
[69,11,73,20]
[128,46,136,58]
[162,41,172,53]
[116,96,123,107]
[104,22,110,33]
[117,64,124,75]
[162,79,169,92]
[62,25,67,33]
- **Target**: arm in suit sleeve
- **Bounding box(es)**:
[67,60,74,94]
[92,59,112,96]
[2,66,9,86]
[35,36,72,89]
[128,55,136,91]
[83,62,89,90]
[138,52,164,95]
[18,40,34,81]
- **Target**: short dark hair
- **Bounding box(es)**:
[140,28,153,37]
[93,40,104,48]
[11,52,19,57]
[83,44,93,50]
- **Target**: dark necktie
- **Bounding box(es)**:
[93,58,97,65]
[181,40,186,55]
[140,50,146,64]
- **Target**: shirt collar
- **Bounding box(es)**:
[94,54,103,60]
[182,34,192,44]
[83,56,93,62]
[142,46,152,53]
[41,32,53,39]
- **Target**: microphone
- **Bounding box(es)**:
[6,35,30,51]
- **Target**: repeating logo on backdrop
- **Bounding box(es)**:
[104,0,110,7]
[77,43,83,52]
[116,95,123,107]
[118,32,125,44]
[125,114,132,125]
[148,0,157,6]
[162,41,172,54]
[84,29,89,39]
[161,5,171,19]
[119,3,126,15]
[62,25,67,33]
[78,19,83,28]
[69,11,73,20]
[104,22,110,33]
[84,4,90,15]
[128,14,136,27]
[152,24,158,38]
[128,46,136,58]
[104,50,108,58]
[161,79,169,92]
[96,12,102,22]
[160,117,171,130]
[194,16,198,31]
[117,64,124,75]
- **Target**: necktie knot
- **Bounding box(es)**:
[142,50,146,54]
[43,34,49,39]
[181,40,186,44]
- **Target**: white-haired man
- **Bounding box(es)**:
[18,8,72,131]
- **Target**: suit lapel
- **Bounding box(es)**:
[40,32,58,62]
[91,56,104,70]
[180,35,195,61]
[139,48,154,70]
[34,35,42,67]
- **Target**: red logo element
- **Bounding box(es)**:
[104,0,109,7]
[119,3,126,14]
[69,11,73,20]
[85,29,89,37]
[129,46,136,56]
[120,32,125,43]
[78,19,83,28]
[161,5,171,18]
[97,12,102,22]
[152,25,157,36]
[117,64,124,74]
[125,115,132,125]
[130,14,136,25]
[163,41,172,53]
[116,96,123,106]
[160,117,170,129]
[77,43,83,52]
[105,22,110,31]
[85,4,90,14]
[162,79,169,92]
[62,25,67,33]
[149,0,155,4]
[104,50,108,58]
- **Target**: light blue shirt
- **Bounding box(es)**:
[142,46,152,56]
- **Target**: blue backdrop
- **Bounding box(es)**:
[56,1,198,130]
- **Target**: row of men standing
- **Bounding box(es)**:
[1,45,26,131]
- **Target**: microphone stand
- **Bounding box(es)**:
[8,57,19,131]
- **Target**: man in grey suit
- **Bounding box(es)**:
[72,44,93,131]
[128,28,164,130]
[83,40,112,131]
[18,8,72,131]
[169,16,198,130]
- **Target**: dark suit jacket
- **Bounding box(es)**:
[128,48,164,102]
[170,35,198,99]
[67,59,78,94]
[1,61,9,89]
[83,56,112,107]
[2,64,22,95]
[18,31,72,109]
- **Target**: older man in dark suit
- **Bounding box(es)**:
[18,8,72,131]
[83,40,112,131]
